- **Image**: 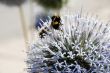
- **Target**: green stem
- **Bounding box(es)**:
[29,0,34,28]
[18,5,29,49]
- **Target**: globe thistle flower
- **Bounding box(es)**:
[35,13,51,29]
[27,13,110,73]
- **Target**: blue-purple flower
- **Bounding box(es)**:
[27,13,110,73]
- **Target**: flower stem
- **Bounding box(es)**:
[18,5,29,48]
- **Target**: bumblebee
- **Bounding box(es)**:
[51,15,62,30]
[39,15,63,38]
[39,27,49,38]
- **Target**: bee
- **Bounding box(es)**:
[51,15,62,30]
[39,27,49,38]
[39,15,63,38]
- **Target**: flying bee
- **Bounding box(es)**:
[51,15,62,30]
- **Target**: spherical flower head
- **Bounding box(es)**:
[27,13,110,73]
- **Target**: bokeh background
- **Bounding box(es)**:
[0,0,110,73]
